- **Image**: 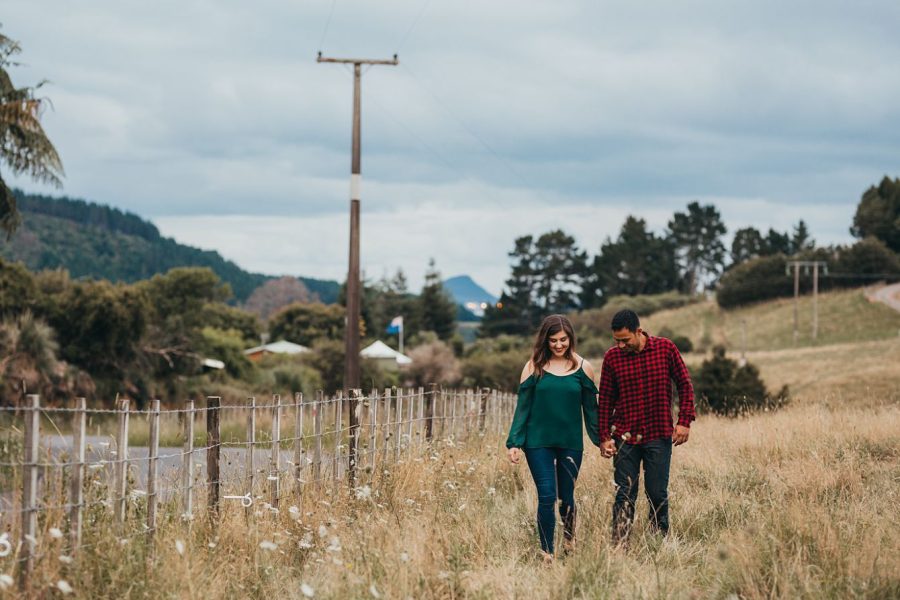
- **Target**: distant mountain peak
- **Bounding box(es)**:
[443,275,497,317]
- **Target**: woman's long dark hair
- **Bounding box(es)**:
[530,314,577,379]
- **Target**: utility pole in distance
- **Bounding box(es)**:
[317,52,398,394]
[786,260,829,342]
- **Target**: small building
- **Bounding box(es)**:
[244,340,310,362]
[360,340,412,371]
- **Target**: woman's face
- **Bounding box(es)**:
[547,330,570,358]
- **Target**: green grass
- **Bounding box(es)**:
[643,288,900,353]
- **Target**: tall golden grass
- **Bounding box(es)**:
[3,389,898,599]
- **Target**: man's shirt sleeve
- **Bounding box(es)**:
[597,353,618,441]
[668,343,695,427]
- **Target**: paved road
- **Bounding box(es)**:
[866,282,900,313]
[1,436,336,518]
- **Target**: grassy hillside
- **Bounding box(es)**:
[1,191,339,303]
[643,288,900,353]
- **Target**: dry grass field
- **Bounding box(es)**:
[3,387,899,598]
[3,290,899,599]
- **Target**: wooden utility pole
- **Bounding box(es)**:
[786,260,828,342]
[317,52,398,395]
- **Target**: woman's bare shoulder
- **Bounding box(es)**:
[576,354,597,379]
[520,360,535,383]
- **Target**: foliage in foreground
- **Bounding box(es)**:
[2,400,898,599]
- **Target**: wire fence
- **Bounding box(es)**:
[0,386,516,590]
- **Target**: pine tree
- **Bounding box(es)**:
[419,259,456,341]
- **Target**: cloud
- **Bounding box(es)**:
[4,0,897,289]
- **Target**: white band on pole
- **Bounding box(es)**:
[350,174,361,200]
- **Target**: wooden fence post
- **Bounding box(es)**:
[406,389,414,456]
[426,383,436,442]
[348,389,360,486]
[247,397,256,504]
[69,397,86,555]
[293,392,304,494]
[147,399,160,539]
[449,389,457,440]
[479,388,488,433]
[18,394,40,591]
[333,392,343,482]
[395,388,403,461]
[182,399,194,521]
[381,388,391,463]
[114,397,130,524]
[269,394,282,508]
[207,396,221,520]
[368,389,378,473]
[313,391,323,484]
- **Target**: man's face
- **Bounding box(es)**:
[548,330,570,357]
[612,327,643,354]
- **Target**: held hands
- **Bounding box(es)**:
[672,424,690,446]
[600,439,616,459]
[507,447,521,464]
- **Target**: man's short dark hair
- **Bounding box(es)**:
[611,309,640,332]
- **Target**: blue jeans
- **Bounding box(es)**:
[612,438,672,541]
[523,447,583,555]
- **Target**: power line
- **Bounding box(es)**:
[317,0,339,52]
[399,63,535,191]
[396,0,434,54]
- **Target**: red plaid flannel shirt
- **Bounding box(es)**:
[598,333,695,444]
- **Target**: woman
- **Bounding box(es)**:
[506,314,601,562]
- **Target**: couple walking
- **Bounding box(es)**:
[506,310,695,561]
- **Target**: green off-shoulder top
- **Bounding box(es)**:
[505,363,601,451]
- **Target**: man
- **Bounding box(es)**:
[597,309,695,542]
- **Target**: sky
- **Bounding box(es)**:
[4,0,900,296]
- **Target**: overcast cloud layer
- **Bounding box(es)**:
[5,0,900,295]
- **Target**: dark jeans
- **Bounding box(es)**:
[612,438,672,541]
[523,447,582,555]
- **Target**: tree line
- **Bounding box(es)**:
[483,179,900,336]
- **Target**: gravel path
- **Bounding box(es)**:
[866,282,900,313]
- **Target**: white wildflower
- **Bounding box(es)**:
[300,582,315,597]
[259,540,278,551]
[399,552,410,563]
[0,533,12,557]
[58,555,74,564]
[326,537,342,552]
[369,584,381,598]
[175,539,185,556]
[57,580,74,595]
[0,574,13,590]
[49,527,64,540]
[317,525,328,538]
[487,487,496,496]
[299,533,314,549]
[458,503,467,512]
[355,485,372,500]
[289,506,301,521]
[332,556,343,565]
[208,542,217,549]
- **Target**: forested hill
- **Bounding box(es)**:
[1,190,339,303]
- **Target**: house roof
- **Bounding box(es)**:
[360,340,413,365]
[243,340,310,356]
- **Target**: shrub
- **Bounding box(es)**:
[716,254,794,308]
[693,346,788,416]
[569,292,699,339]
[657,326,694,354]
[197,327,254,380]
[460,349,524,390]
[404,340,461,388]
